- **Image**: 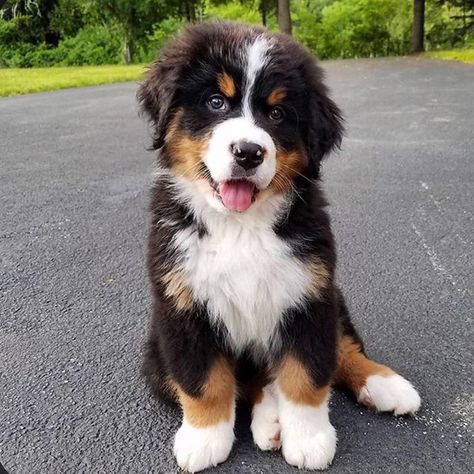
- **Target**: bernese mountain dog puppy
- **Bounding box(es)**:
[138,22,421,473]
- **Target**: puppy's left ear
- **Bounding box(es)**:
[304,61,344,171]
[309,92,344,159]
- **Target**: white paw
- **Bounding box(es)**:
[173,419,234,473]
[251,385,281,451]
[277,386,336,470]
[281,421,337,470]
[359,374,421,415]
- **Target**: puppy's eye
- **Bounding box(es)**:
[269,106,285,122]
[207,94,228,111]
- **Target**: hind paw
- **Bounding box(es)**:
[359,374,421,415]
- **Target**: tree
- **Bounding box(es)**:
[437,0,474,37]
[0,0,61,45]
[209,0,274,26]
[169,0,204,22]
[49,0,86,38]
[96,0,168,64]
[278,0,291,35]
[259,0,276,26]
[411,0,425,52]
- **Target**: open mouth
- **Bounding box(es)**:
[210,179,258,212]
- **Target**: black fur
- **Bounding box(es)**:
[138,21,360,404]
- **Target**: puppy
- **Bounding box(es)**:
[138,21,421,473]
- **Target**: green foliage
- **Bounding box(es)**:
[146,16,184,58]
[1,0,473,68]
[94,0,170,62]
[0,23,122,67]
[0,15,39,44]
[425,1,473,48]
[52,24,123,65]
[49,0,87,37]
[206,0,262,23]
[293,0,412,59]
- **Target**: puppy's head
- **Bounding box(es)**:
[138,22,343,213]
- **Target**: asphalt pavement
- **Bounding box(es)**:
[1,57,473,473]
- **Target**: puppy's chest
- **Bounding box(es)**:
[176,221,311,350]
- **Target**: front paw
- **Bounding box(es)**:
[173,419,234,473]
[251,417,281,451]
[281,420,337,470]
[251,385,281,451]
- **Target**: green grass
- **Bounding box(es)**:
[425,48,474,64]
[0,64,146,97]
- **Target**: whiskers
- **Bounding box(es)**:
[279,162,315,187]
[271,162,314,206]
[175,159,212,184]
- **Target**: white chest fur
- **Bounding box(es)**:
[172,185,312,352]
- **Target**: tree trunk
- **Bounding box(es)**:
[278,0,292,36]
[411,0,425,53]
[185,1,196,23]
[260,0,267,26]
[124,36,134,64]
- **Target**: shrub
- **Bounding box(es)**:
[0,42,42,67]
[138,16,184,63]
[0,15,42,45]
[53,25,123,66]
[0,24,123,67]
[206,0,262,24]
[425,2,470,50]
[294,0,412,59]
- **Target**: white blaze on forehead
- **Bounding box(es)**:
[243,36,271,119]
[196,35,278,206]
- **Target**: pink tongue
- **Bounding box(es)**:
[218,180,255,212]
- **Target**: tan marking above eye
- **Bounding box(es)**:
[267,87,287,106]
[218,72,236,98]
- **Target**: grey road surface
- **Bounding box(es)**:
[1,58,473,474]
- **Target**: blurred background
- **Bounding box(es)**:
[1,2,473,474]
[0,0,473,96]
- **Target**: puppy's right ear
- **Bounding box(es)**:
[137,55,182,150]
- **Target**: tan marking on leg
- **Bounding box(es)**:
[161,268,194,312]
[278,356,330,406]
[267,87,286,106]
[218,72,236,98]
[307,257,330,299]
[335,335,393,397]
[174,357,235,428]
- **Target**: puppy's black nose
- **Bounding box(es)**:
[230,141,264,170]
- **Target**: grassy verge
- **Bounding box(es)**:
[0,64,146,97]
[425,48,474,64]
